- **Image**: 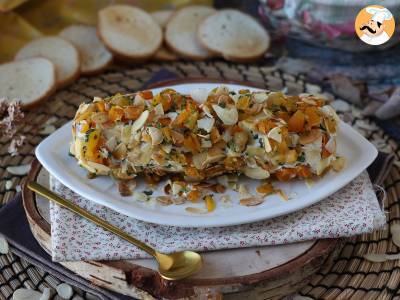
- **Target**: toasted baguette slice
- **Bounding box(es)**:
[59,25,113,75]
[0,58,56,108]
[15,36,80,88]
[151,10,173,28]
[198,9,270,62]
[150,10,178,61]
[165,5,216,60]
[98,5,162,62]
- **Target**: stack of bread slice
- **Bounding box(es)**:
[0,4,270,107]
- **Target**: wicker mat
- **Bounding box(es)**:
[1,61,400,300]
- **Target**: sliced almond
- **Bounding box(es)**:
[197,116,215,133]
[185,207,208,214]
[212,104,238,125]
[267,126,282,143]
[147,127,163,145]
[132,110,149,132]
[244,166,270,179]
[173,197,186,205]
[156,196,173,206]
[332,156,346,172]
[190,88,209,103]
[299,129,321,145]
[192,152,207,170]
[240,197,264,206]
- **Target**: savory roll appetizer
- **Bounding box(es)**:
[70,86,345,184]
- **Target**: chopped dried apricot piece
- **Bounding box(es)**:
[139,90,153,100]
[187,190,201,202]
[305,107,322,127]
[275,168,297,181]
[124,105,144,120]
[205,195,216,212]
[288,110,305,133]
[256,182,274,195]
[108,106,124,122]
[296,165,312,178]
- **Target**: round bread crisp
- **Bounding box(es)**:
[198,9,270,62]
[15,37,80,88]
[151,10,173,28]
[98,5,162,62]
[151,10,178,61]
[59,25,113,75]
[165,5,216,60]
[0,58,56,108]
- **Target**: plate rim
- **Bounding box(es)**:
[35,81,378,228]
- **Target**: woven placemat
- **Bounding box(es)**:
[1,61,400,299]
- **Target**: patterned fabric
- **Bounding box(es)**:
[49,171,385,261]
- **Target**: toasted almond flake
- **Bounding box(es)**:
[253,92,268,103]
[197,116,215,133]
[147,127,163,145]
[305,178,315,189]
[267,126,282,143]
[172,182,185,195]
[299,129,321,145]
[240,197,264,206]
[324,136,336,154]
[192,152,207,170]
[276,189,288,201]
[220,195,232,208]
[263,136,272,152]
[172,197,186,205]
[190,88,209,103]
[133,192,148,202]
[238,183,250,196]
[156,196,173,206]
[332,156,346,172]
[244,166,270,180]
[131,110,149,132]
[154,103,164,116]
[118,181,132,197]
[301,98,317,105]
[391,224,400,248]
[56,283,73,299]
[186,207,208,214]
[0,236,9,254]
[6,164,31,175]
[212,104,238,125]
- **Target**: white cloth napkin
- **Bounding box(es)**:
[49,171,386,262]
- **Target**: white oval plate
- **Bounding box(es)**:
[36,83,378,228]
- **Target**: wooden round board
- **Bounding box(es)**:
[22,159,343,299]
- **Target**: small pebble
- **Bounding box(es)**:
[5,180,13,190]
[6,164,31,175]
[56,283,73,299]
[39,125,56,135]
[12,288,43,300]
[330,99,350,112]
[39,288,51,300]
[0,235,9,254]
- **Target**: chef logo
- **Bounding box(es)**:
[355,5,395,46]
